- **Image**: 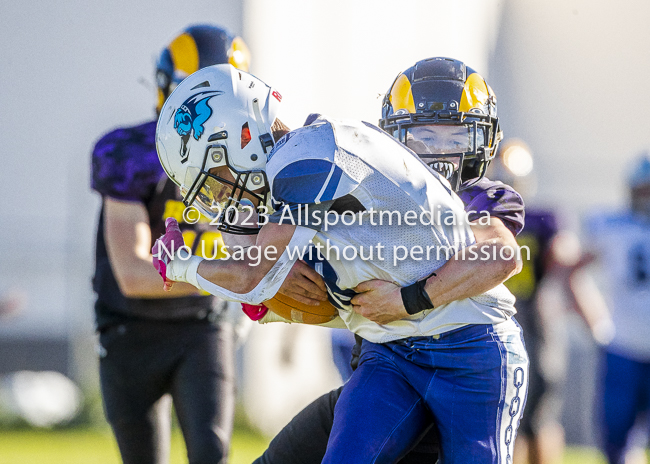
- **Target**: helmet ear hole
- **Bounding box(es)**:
[241,122,252,149]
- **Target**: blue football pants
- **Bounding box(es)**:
[322,319,529,464]
[602,350,650,464]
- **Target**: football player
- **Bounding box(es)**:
[153,62,528,463]
[588,153,650,464]
[255,57,528,464]
[91,25,249,464]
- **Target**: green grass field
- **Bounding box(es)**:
[0,428,625,464]
[0,428,270,464]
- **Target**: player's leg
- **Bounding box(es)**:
[398,425,439,464]
[400,320,528,464]
[331,329,356,382]
[601,350,644,464]
[322,341,431,464]
[170,321,236,464]
[513,315,545,463]
[99,322,173,464]
[254,387,343,464]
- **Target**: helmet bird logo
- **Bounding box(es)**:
[173,90,223,162]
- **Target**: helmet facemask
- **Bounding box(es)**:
[181,143,270,235]
[382,110,498,191]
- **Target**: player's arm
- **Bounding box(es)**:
[221,225,328,306]
[351,216,521,325]
[421,215,522,304]
[198,222,299,293]
[545,233,614,344]
[104,197,200,298]
[157,220,315,304]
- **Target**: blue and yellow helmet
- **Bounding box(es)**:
[380,57,502,190]
[155,24,251,113]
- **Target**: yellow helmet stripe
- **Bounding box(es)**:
[389,73,415,113]
[228,36,251,72]
[168,33,200,77]
[459,73,489,112]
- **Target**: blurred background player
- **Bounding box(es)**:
[90,25,250,464]
[255,57,526,464]
[587,153,650,464]
[490,139,611,464]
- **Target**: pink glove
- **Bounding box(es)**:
[241,303,269,321]
[152,218,185,291]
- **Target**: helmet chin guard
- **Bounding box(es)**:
[156,64,282,234]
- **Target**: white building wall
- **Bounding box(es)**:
[490,0,650,215]
[0,1,243,379]
[243,0,503,127]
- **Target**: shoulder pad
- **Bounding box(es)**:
[303,113,323,126]
[91,120,162,201]
[272,158,359,206]
[459,177,525,235]
[267,121,359,206]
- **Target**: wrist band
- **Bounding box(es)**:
[401,278,434,315]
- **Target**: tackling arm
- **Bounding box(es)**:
[351,217,521,325]
[422,216,522,307]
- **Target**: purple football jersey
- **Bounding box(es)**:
[91,120,163,201]
[459,177,525,236]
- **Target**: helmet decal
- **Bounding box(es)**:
[459,73,490,113]
[168,33,200,78]
[173,90,223,162]
[389,73,415,114]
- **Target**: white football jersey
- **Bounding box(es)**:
[588,212,650,361]
[266,116,516,343]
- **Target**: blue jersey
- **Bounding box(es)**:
[587,211,650,360]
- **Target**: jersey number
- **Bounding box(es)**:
[629,244,649,287]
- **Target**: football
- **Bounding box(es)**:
[264,293,338,324]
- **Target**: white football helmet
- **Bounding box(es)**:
[156,64,282,234]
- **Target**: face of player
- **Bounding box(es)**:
[405,124,485,156]
[205,165,265,209]
[182,165,266,222]
[404,125,470,180]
